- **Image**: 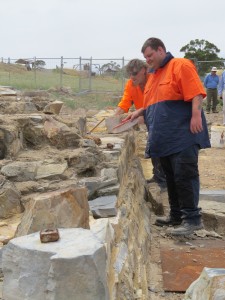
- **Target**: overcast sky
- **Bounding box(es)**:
[1,0,225,61]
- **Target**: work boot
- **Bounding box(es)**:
[146,177,167,190]
[166,221,204,236]
[155,215,182,227]
[146,177,157,184]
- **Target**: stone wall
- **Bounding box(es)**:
[0,88,153,299]
[108,132,152,300]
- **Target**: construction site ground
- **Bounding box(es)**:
[138,110,225,299]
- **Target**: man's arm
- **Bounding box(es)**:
[115,80,133,114]
[123,107,144,122]
[218,72,225,97]
[114,107,126,115]
[190,95,203,134]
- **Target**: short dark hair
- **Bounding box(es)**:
[141,37,166,53]
[126,59,148,73]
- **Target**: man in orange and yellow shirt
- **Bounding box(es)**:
[126,38,210,236]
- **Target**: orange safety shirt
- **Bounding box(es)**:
[118,75,150,112]
[143,54,210,157]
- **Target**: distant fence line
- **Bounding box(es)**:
[0,57,225,93]
[0,56,132,94]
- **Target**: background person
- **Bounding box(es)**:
[126,37,211,236]
[204,66,219,113]
[114,58,166,188]
[218,69,225,125]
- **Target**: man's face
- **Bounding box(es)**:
[143,46,164,70]
[129,67,146,86]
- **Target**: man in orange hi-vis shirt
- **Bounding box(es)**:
[114,59,148,115]
[125,38,211,236]
[114,59,166,188]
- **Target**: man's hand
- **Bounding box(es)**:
[191,95,203,134]
[190,115,203,133]
[123,108,144,122]
[220,96,223,100]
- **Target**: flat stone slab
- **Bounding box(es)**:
[2,228,108,300]
[0,87,17,96]
[200,189,225,202]
[89,195,117,218]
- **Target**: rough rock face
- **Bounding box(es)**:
[0,88,153,299]
[2,228,108,300]
[15,186,90,237]
[184,267,225,300]
[108,132,152,300]
[0,180,23,218]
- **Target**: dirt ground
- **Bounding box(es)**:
[140,110,225,300]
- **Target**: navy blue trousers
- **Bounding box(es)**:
[160,145,202,225]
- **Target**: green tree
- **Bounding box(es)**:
[32,60,46,69]
[180,39,224,75]
[100,61,121,75]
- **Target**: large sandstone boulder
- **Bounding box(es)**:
[0,178,23,218]
[15,186,90,237]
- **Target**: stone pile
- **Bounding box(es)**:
[0,87,152,299]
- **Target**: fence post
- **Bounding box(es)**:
[79,56,82,92]
[8,57,10,83]
[89,57,92,91]
[60,56,63,88]
[34,56,37,88]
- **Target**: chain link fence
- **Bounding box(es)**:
[1,57,224,93]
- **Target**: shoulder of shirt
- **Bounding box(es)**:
[125,79,133,86]
[170,57,194,66]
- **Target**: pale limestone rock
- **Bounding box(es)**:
[90,217,114,249]
[1,161,40,181]
[43,100,63,115]
[97,184,120,197]
[184,267,225,300]
[65,148,104,174]
[22,122,47,146]
[89,195,117,218]
[80,177,118,199]
[43,116,81,148]
[35,161,68,179]
[0,124,23,157]
[0,181,23,218]
[90,217,115,272]
[43,116,71,138]
[102,149,121,161]
[100,168,117,179]
[79,138,96,147]
[0,87,17,96]
[2,228,109,300]
[15,186,89,237]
